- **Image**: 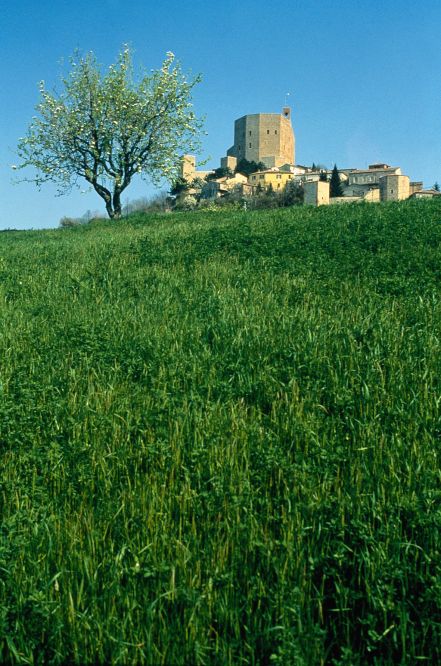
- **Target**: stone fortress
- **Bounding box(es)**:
[223,107,295,170]
[181,107,439,205]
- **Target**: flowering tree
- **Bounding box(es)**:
[17,47,203,218]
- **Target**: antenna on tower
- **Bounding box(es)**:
[283,93,291,120]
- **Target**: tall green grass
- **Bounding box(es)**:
[1,200,441,664]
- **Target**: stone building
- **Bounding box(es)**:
[178,107,432,208]
[200,173,249,200]
[343,165,401,197]
[409,188,441,199]
[304,181,330,206]
[225,108,295,169]
[180,108,295,183]
[180,155,213,183]
[305,169,424,207]
[379,174,410,201]
[331,165,422,204]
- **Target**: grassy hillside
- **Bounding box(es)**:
[1,200,441,665]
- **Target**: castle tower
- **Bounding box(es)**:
[181,154,196,181]
[379,174,410,201]
[304,181,330,206]
[226,108,295,168]
[180,154,213,182]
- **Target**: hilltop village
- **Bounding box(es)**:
[179,107,439,207]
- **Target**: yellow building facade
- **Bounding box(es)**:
[249,170,295,190]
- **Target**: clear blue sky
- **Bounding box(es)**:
[1,0,440,229]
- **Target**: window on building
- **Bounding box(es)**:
[259,175,264,180]
[267,129,270,134]
[252,176,256,181]
[390,189,394,194]
[276,174,281,179]
[275,130,278,134]
[249,143,252,148]
[249,131,252,136]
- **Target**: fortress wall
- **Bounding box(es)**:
[258,114,282,165]
[278,115,295,166]
[220,156,238,171]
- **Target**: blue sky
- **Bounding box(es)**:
[1,0,440,229]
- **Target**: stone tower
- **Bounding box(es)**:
[379,174,410,201]
[304,181,330,206]
[226,108,295,168]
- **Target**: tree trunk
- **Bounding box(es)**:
[105,200,115,218]
[112,190,122,218]
[91,181,115,218]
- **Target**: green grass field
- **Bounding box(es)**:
[1,200,441,664]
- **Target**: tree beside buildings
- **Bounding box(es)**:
[330,164,344,197]
[235,158,266,177]
[17,47,203,219]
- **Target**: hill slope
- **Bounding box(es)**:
[1,201,441,664]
